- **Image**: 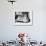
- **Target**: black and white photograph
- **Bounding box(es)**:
[15,11,32,26]
[0,0,46,46]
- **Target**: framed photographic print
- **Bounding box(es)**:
[13,10,33,26]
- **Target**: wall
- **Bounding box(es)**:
[0,0,46,41]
